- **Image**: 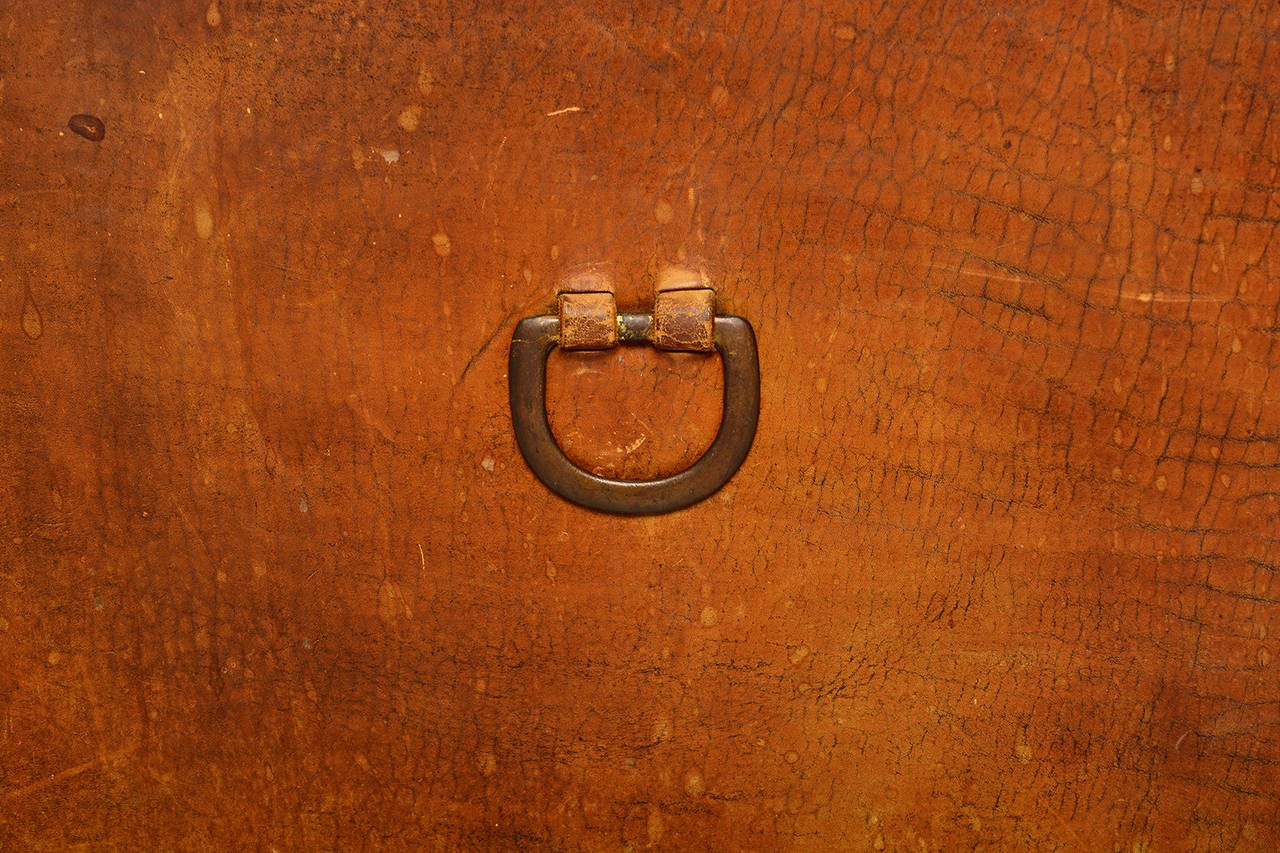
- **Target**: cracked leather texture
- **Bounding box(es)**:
[2,1,1279,849]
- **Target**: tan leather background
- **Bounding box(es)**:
[3,1,1279,849]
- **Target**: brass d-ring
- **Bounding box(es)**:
[509,312,759,515]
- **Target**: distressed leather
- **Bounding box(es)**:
[2,1,1278,849]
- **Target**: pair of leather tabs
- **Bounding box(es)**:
[557,267,716,353]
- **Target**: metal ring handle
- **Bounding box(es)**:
[509,312,759,515]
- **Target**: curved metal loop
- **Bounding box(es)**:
[509,313,759,515]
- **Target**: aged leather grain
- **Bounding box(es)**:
[2,0,1278,849]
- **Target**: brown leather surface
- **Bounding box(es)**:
[2,1,1278,849]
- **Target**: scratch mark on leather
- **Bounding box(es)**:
[2,742,139,802]
[460,310,518,384]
